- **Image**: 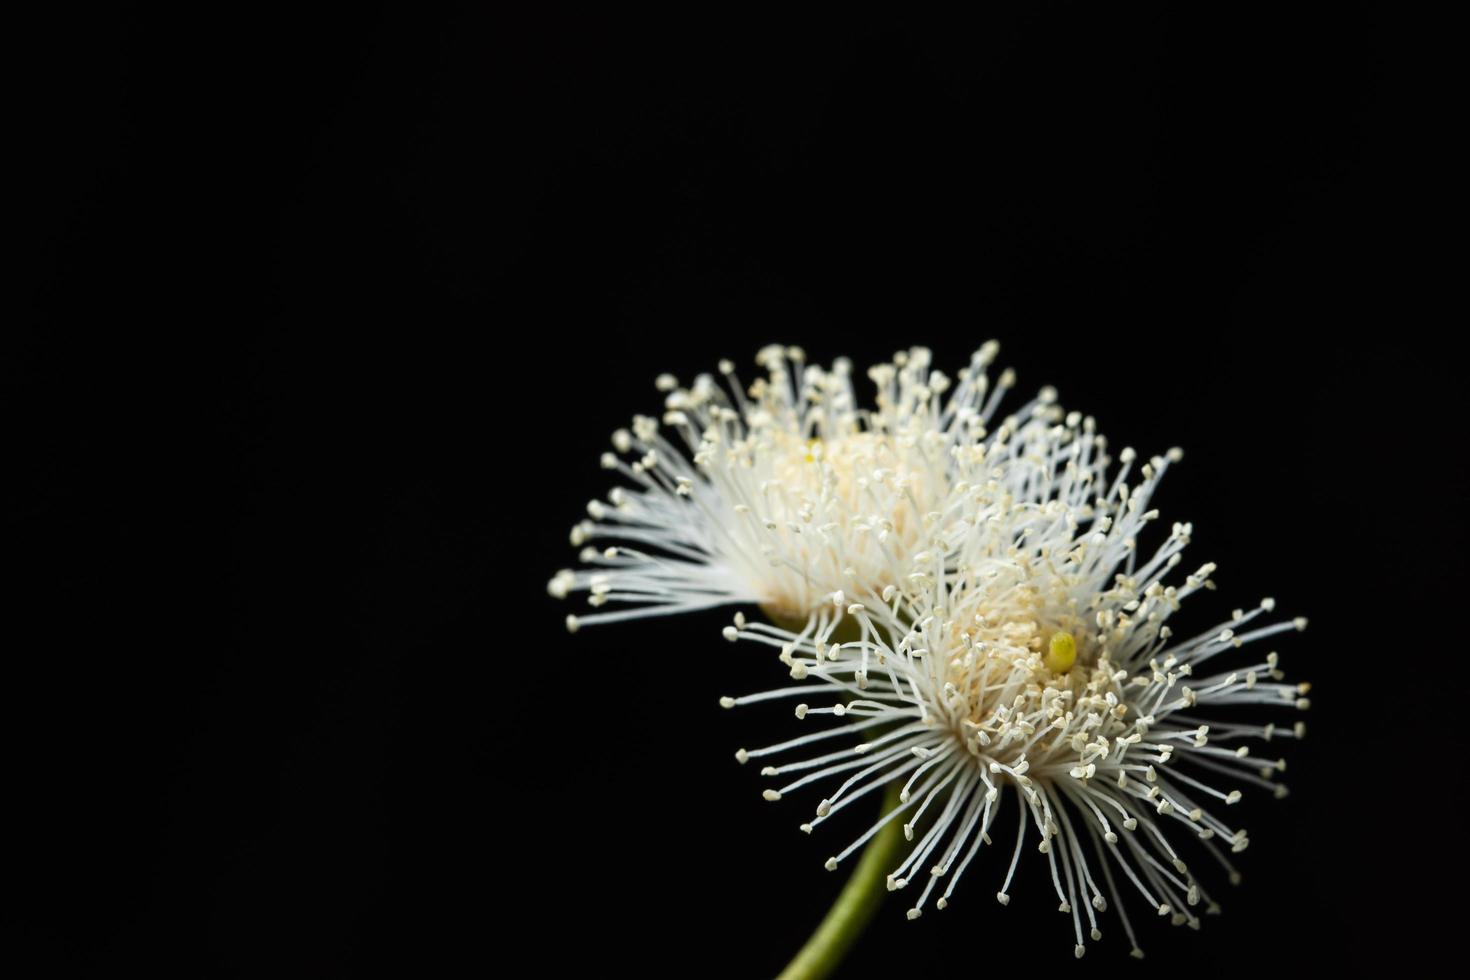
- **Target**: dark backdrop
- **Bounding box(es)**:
[13,5,1456,976]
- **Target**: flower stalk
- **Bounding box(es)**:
[777,782,905,980]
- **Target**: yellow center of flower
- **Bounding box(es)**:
[1045,631,1077,673]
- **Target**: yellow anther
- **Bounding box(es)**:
[1046,631,1077,673]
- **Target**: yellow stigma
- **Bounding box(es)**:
[804,437,821,463]
[1045,631,1077,673]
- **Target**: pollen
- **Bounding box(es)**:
[1045,631,1077,673]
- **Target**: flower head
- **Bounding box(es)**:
[720,384,1307,958]
[549,343,1030,632]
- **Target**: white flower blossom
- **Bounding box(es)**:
[549,343,1036,632]
[720,388,1307,958]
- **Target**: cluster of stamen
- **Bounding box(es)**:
[549,342,1308,958]
[550,343,1017,629]
[711,356,1308,958]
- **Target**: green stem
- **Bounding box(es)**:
[776,781,905,980]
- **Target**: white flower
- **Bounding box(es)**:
[720,391,1307,958]
[549,343,1035,632]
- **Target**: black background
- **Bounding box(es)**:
[12,5,1459,976]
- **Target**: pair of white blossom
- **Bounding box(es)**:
[549,343,1307,959]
